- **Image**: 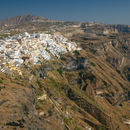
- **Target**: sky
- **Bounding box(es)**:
[0,0,130,25]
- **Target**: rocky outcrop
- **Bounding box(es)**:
[64,57,88,71]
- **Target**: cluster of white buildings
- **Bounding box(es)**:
[0,32,79,74]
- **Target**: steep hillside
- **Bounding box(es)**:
[0,16,129,130]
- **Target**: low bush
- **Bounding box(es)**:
[0,79,3,83]
[90,62,96,67]
[57,69,63,77]
[48,109,53,116]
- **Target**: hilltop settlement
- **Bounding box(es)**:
[0,32,80,75]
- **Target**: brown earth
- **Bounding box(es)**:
[0,19,130,130]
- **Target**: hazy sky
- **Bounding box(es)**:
[0,0,130,24]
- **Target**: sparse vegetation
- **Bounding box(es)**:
[35,102,43,110]
[95,126,108,130]
[35,88,43,97]
[122,115,127,118]
[71,105,78,112]
[74,126,82,130]
[38,99,46,104]
[60,114,71,126]
[64,117,71,126]
[49,77,59,88]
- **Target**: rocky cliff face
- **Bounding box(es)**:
[81,23,130,34]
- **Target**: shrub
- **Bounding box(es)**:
[0,79,3,83]
[119,103,122,106]
[57,69,63,77]
[90,62,96,67]
[48,109,53,116]
[73,50,80,56]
